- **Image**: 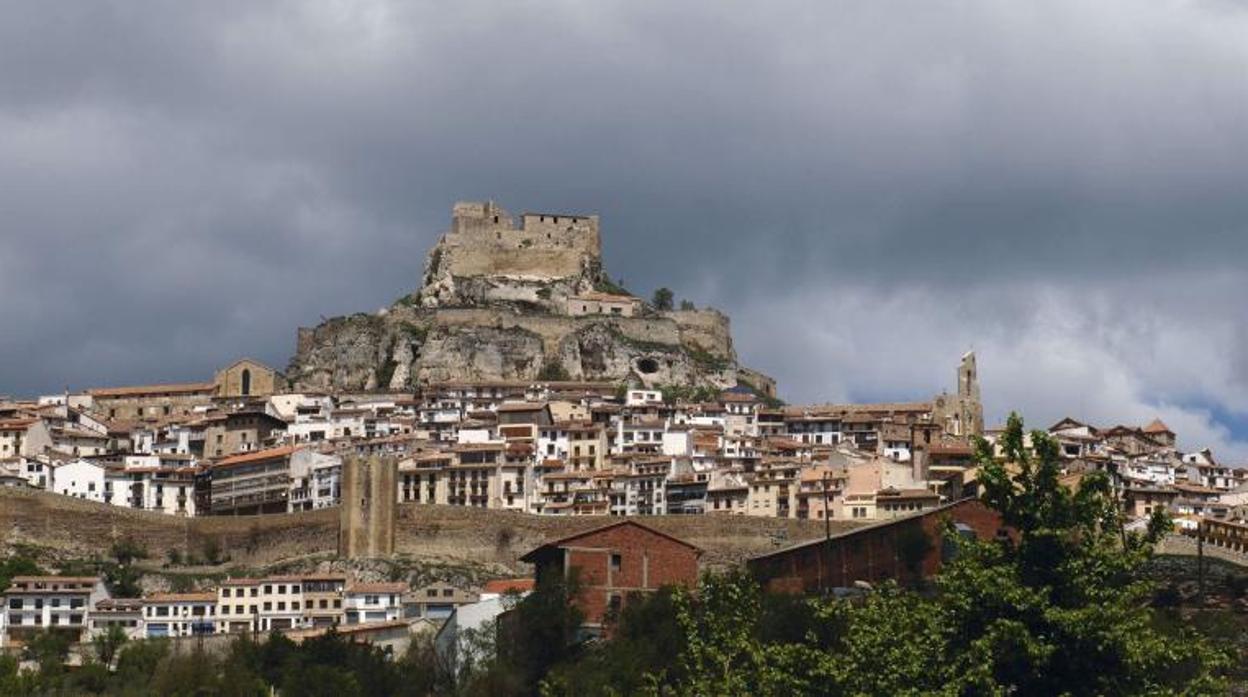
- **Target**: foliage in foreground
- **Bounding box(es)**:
[544,414,1233,696]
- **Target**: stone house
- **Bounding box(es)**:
[202,410,287,459]
[87,382,216,421]
[566,292,642,317]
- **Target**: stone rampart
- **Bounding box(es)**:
[1,488,835,570]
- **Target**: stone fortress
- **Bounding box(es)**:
[287,201,777,396]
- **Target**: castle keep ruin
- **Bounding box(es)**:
[287,201,776,396]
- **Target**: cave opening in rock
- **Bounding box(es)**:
[636,357,660,374]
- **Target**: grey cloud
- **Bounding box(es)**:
[1,0,1247,457]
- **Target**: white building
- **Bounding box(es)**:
[435,590,526,672]
[50,459,106,502]
[343,582,406,625]
[88,599,145,641]
[288,450,343,511]
[2,576,108,646]
[142,592,217,638]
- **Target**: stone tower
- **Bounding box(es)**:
[955,351,984,437]
[339,456,397,558]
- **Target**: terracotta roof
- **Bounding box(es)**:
[0,419,36,430]
[145,592,216,603]
[9,576,100,584]
[496,402,547,413]
[213,445,297,468]
[570,291,639,303]
[88,382,215,398]
[346,582,407,594]
[482,578,535,595]
[520,520,702,563]
[1143,418,1174,435]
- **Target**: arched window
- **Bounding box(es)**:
[241,369,251,396]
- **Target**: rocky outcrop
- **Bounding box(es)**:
[286,201,774,394]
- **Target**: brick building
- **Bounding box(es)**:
[747,498,1005,594]
[519,520,701,633]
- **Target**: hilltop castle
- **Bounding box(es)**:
[287,201,776,396]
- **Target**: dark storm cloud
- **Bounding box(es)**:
[2,0,1248,454]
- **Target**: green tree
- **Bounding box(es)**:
[537,360,571,382]
[24,629,71,682]
[0,555,42,592]
[641,413,1230,696]
[652,287,674,311]
[92,623,129,669]
[679,299,695,311]
[110,537,148,565]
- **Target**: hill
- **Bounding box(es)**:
[285,201,776,395]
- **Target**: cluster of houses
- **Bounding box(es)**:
[0,519,706,667]
[2,354,1246,531]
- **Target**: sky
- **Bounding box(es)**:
[2,1,1248,459]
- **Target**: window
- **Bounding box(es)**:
[241,369,251,396]
[610,553,622,573]
[222,588,231,598]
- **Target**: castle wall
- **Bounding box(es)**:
[667,309,737,360]
[434,202,601,281]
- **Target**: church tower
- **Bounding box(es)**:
[956,351,984,437]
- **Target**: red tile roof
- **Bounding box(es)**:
[482,578,535,595]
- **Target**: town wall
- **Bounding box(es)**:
[0,488,836,571]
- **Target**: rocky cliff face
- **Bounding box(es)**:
[286,201,773,394]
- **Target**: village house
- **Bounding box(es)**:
[343,582,406,625]
[403,583,479,622]
[202,410,287,458]
[300,574,348,628]
[520,520,701,634]
[208,445,297,515]
[2,576,108,647]
[88,599,145,641]
[565,292,642,317]
[142,592,217,638]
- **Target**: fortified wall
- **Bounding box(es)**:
[419,201,603,310]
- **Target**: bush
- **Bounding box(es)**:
[537,360,571,382]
